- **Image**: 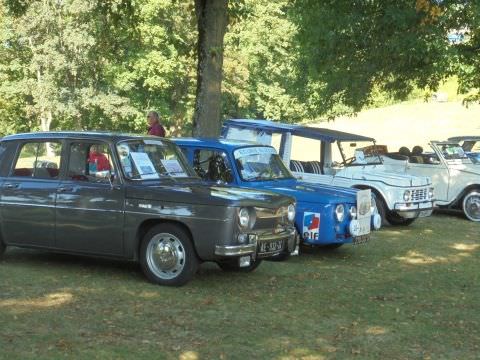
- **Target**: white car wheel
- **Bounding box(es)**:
[462,191,480,222]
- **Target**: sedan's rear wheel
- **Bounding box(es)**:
[140,224,198,286]
[462,191,480,222]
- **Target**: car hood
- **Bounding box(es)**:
[126,180,294,209]
[448,162,480,175]
[340,166,431,187]
[259,180,357,205]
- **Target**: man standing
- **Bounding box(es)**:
[147,111,166,137]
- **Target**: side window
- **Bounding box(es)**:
[13,142,62,179]
[193,149,233,183]
[67,142,114,182]
[289,136,323,174]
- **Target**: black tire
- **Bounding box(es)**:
[462,190,480,222]
[217,259,262,272]
[139,224,199,286]
[386,212,416,226]
[373,194,388,226]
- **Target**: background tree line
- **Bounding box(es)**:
[0,0,478,136]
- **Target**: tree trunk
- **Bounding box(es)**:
[192,0,228,137]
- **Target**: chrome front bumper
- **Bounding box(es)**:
[215,228,297,257]
[394,201,434,219]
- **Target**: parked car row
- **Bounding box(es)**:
[0,121,477,286]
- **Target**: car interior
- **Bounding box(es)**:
[384,145,441,164]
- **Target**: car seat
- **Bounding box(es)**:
[410,146,424,164]
[290,160,305,173]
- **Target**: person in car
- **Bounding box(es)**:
[88,145,111,172]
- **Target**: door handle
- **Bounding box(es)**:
[57,186,74,193]
[4,183,19,189]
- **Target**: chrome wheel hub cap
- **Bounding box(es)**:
[146,233,185,280]
[465,194,480,221]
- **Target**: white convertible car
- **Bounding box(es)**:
[381,141,480,222]
[222,119,434,226]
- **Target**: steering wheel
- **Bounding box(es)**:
[344,157,356,165]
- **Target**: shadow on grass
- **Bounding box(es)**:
[2,247,143,280]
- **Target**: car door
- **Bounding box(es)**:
[0,140,63,248]
[54,140,125,256]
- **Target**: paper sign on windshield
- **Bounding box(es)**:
[130,152,159,179]
[161,159,186,177]
[234,147,276,157]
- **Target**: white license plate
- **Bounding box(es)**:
[258,240,284,254]
[357,218,371,236]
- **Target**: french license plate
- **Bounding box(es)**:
[258,239,284,255]
[357,218,371,236]
[353,235,370,245]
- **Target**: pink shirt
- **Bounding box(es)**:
[148,123,166,137]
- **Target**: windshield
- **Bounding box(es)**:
[439,143,470,161]
[336,141,383,166]
[116,139,196,180]
[234,146,294,181]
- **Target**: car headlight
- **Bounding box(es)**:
[428,187,434,199]
[238,207,250,229]
[403,190,411,202]
[349,206,357,219]
[335,204,345,222]
[287,204,296,222]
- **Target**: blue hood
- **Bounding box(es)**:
[255,179,358,205]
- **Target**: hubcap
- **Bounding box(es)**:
[464,193,480,221]
[146,233,185,280]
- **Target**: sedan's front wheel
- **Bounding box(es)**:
[462,191,480,222]
[140,224,199,286]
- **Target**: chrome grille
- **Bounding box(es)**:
[411,188,428,202]
[254,206,288,230]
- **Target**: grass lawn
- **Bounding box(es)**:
[0,213,478,359]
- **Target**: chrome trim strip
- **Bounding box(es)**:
[0,202,54,208]
[124,210,227,222]
[215,244,257,256]
[56,206,122,213]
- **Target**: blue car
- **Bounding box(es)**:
[174,138,382,250]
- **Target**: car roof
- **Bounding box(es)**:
[1,131,171,143]
[224,119,374,143]
[448,136,480,142]
[173,137,272,151]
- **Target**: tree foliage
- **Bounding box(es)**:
[0,0,479,136]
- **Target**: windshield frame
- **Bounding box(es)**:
[115,138,198,181]
[435,142,472,163]
[337,140,383,167]
[233,145,295,182]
